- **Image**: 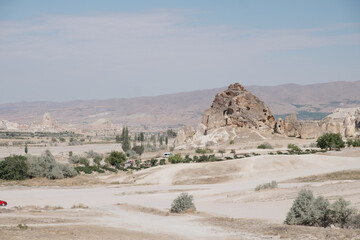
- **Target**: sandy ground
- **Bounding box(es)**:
[0,148,359,239]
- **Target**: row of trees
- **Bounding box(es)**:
[115,127,176,154]
[0,151,77,181]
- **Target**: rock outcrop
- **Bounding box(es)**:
[282,108,360,139]
[175,83,276,147]
[202,83,275,132]
[274,118,284,134]
[284,114,301,137]
[299,122,322,139]
[175,125,196,145]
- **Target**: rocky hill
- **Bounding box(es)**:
[0,80,359,129]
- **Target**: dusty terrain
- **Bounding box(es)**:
[0,147,360,239]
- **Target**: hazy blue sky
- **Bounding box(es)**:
[1,0,359,103]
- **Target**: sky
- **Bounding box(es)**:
[0,0,359,104]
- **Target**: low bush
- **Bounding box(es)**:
[170,192,196,213]
[159,159,166,165]
[150,158,158,166]
[255,181,278,191]
[169,153,184,164]
[75,166,104,174]
[257,143,273,149]
[288,144,302,154]
[193,154,221,162]
[195,148,213,154]
[101,165,118,173]
[347,139,360,147]
[285,189,358,228]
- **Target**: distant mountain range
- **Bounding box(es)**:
[1,80,359,129]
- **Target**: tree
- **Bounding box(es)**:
[132,145,144,157]
[105,151,127,167]
[139,132,145,142]
[316,133,345,150]
[25,143,28,154]
[120,126,131,152]
[218,149,225,158]
[0,155,28,180]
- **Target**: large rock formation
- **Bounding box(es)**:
[202,83,275,132]
[175,83,276,147]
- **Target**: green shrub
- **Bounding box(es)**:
[285,190,357,228]
[347,214,360,229]
[0,155,28,180]
[329,197,356,228]
[169,153,183,164]
[195,148,213,154]
[229,140,235,144]
[255,181,278,191]
[159,159,166,165]
[347,139,360,147]
[79,157,90,167]
[257,143,273,149]
[317,133,345,150]
[105,151,127,167]
[288,144,302,154]
[101,165,118,173]
[170,192,196,213]
[150,158,158,166]
[285,189,314,226]
[184,155,192,163]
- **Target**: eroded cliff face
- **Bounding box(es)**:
[275,108,360,139]
[202,83,275,132]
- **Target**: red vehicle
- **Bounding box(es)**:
[0,200,7,206]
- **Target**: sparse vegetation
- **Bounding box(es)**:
[255,181,278,191]
[71,203,89,209]
[288,170,360,182]
[170,192,196,213]
[316,133,345,150]
[17,223,28,230]
[195,147,213,154]
[257,143,273,149]
[285,189,358,228]
[287,144,302,154]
